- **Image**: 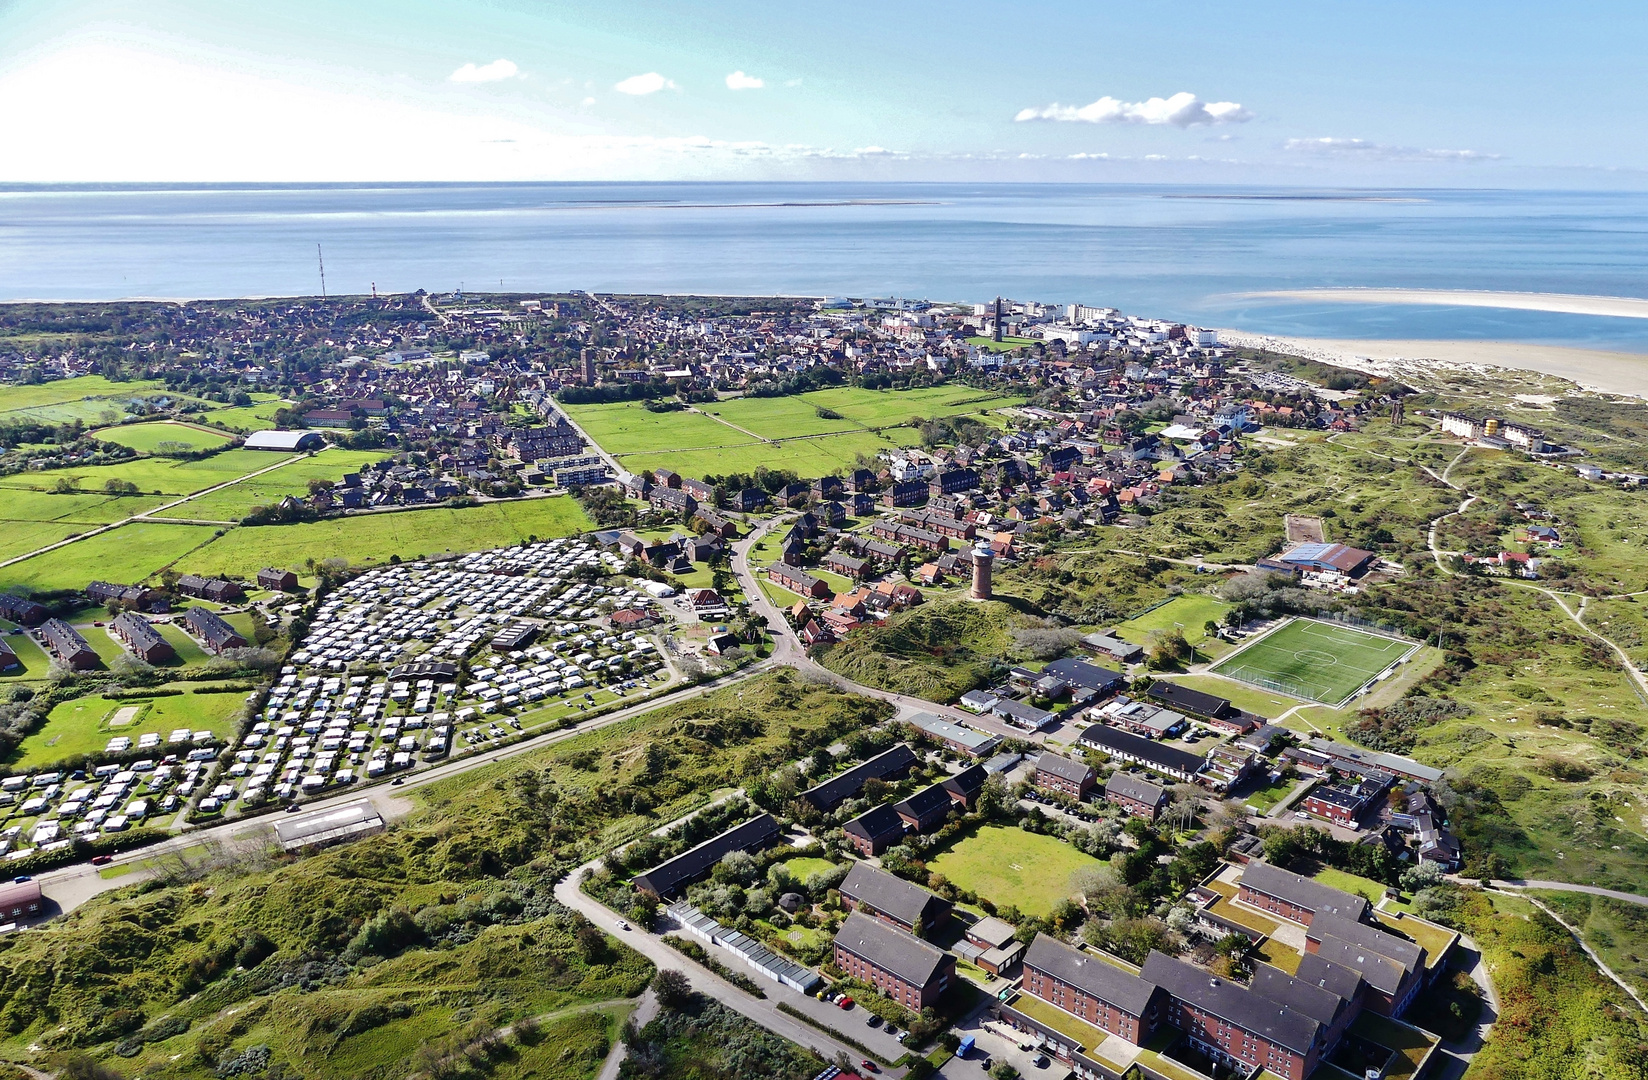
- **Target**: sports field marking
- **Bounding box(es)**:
[1210,617,1417,706]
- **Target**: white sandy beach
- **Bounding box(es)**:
[1219,330,1648,398]
[1247,287,1648,320]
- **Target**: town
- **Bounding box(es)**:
[0,290,1642,1080]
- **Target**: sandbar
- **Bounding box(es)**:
[1219,330,1648,398]
[1246,287,1648,320]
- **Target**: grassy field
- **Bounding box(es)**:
[1116,594,1234,646]
[819,600,1018,701]
[11,688,248,768]
[1211,618,1415,706]
[171,448,395,520]
[700,397,862,439]
[928,825,1104,918]
[797,384,1025,427]
[964,336,1039,354]
[174,498,592,578]
[0,375,169,421]
[192,394,287,432]
[0,626,52,682]
[780,856,839,882]
[93,421,235,453]
[0,448,291,497]
[1532,890,1648,997]
[613,431,902,480]
[0,522,220,592]
[563,402,757,454]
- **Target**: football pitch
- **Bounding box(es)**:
[1210,618,1416,705]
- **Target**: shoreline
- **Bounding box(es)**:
[1220,331,1648,398]
[1242,287,1648,320]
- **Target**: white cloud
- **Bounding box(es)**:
[1284,137,1499,161]
[615,72,675,95]
[580,96,596,106]
[785,78,803,87]
[1015,91,1250,127]
[449,59,518,83]
[725,71,764,90]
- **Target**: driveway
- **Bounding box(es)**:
[554,858,908,1077]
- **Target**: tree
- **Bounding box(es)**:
[651,968,692,1010]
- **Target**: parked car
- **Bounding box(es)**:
[836,996,854,1010]
[859,1061,880,1074]
[90,855,113,866]
[865,1014,882,1029]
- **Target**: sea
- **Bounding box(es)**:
[3,182,1648,351]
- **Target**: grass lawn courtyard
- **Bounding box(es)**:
[928,825,1104,918]
[1210,617,1417,706]
[1117,594,1235,646]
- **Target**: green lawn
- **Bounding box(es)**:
[617,429,910,480]
[0,625,52,682]
[798,385,1025,427]
[1210,618,1416,706]
[1167,674,1302,719]
[564,402,759,454]
[0,449,287,497]
[928,825,1103,918]
[701,397,863,439]
[1309,866,1392,905]
[964,336,1040,354]
[780,856,839,882]
[192,395,288,432]
[173,497,592,578]
[1116,594,1235,645]
[10,688,247,768]
[171,448,394,519]
[1242,776,1299,812]
[0,376,169,419]
[92,421,235,453]
[0,522,220,592]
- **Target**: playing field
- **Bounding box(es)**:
[11,689,247,769]
[928,825,1104,918]
[1211,618,1416,705]
[1117,594,1235,646]
[92,421,235,454]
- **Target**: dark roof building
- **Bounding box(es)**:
[893,782,955,833]
[839,863,951,937]
[843,803,907,857]
[1145,681,1234,720]
[183,607,247,654]
[1022,934,1164,1045]
[1041,657,1126,695]
[632,814,781,898]
[1078,724,1204,782]
[1033,752,1097,796]
[1237,861,1371,927]
[833,912,955,1010]
[1140,951,1327,1080]
[40,618,97,669]
[940,763,988,807]
[798,744,918,812]
[257,567,299,591]
[1104,771,1169,820]
[0,594,47,626]
[111,612,174,663]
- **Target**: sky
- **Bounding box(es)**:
[1,0,1645,186]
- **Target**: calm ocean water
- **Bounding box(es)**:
[2,182,1647,350]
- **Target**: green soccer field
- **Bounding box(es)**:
[1210,618,1415,705]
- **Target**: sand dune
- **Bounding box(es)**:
[1249,287,1648,320]
[1220,330,1648,397]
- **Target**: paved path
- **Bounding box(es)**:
[1487,878,1648,908]
[1498,888,1648,1015]
[555,859,904,1076]
[595,989,655,1080]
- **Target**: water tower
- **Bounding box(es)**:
[970,540,994,601]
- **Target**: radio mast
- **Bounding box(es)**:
[317,244,327,299]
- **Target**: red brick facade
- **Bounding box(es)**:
[832,940,953,1010]
[1238,883,1318,926]
[1163,996,1320,1080]
[1023,966,1152,1043]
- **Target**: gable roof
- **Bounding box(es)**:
[840,863,948,928]
[834,912,950,988]
[1305,911,1425,972]
[1293,952,1367,1003]
[1139,951,1322,1055]
[1239,862,1370,922]
[1034,751,1095,784]
[942,764,988,801]
[894,782,954,821]
[800,745,919,811]
[1250,963,1353,1027]
[844,803,906,842]
[1104,771,1168,807]
[1023,934,1160,1016]
[631,814,780,898]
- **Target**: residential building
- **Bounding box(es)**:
[1237,861,1371,926]
[1140,951,1328,1080]
[632,814,781,898]
[766,562,831,599]
[893,782,955,833]
[257,567,299,591]
[1033,752,1097,798]
[883,479,928,508]
[843,804,907,857]
[0,595,47,626]
[176,575,245,603]
[839,863,952,938]
[1303,912,1426,1017]
[1081,632,1144,665]
[40,618,97,669]
[798,745,918,812]
[833,913,955,1010]
[111,612,174,663]
[1104,772,1169,820]
[908,713,1002,757]
[1021,934,1164,1045]
[1078,724,1204,783]
[183,607,248,654]
[940,763,988,808]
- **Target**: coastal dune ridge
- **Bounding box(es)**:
[1245,287,1648,320]
[1220,329,1648,398]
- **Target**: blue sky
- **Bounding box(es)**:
[1,0,1644,185]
